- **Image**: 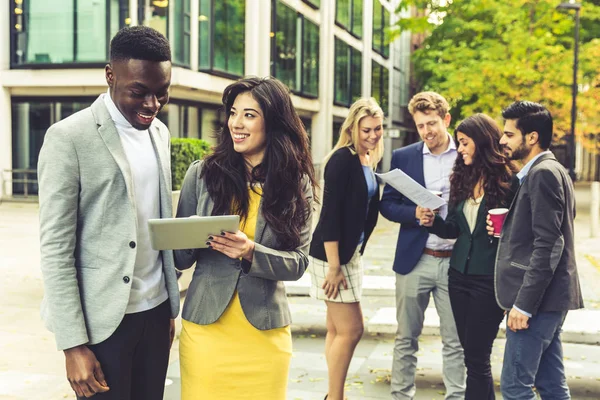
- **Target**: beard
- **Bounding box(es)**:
[505,139,530,161]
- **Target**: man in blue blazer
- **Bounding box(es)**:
[381,92,466,400]
[491,101,583,400]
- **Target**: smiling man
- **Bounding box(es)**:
[381,92,465,400]
[493,101,583,400]
[37,26,180,399]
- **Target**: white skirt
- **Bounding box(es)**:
[309,246,364,303]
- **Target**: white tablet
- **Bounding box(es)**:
[148,215,240,251]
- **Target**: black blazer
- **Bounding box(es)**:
[310,147,380,265]
[428,176,519,276]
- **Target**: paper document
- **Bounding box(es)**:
[376,169,446,210]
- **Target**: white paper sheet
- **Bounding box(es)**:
[376,169,447,210]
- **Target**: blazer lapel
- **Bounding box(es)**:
[456,200,471,235]
[148,125,172,218]
[472,197,487,234]
[93,98,135,206]
[414,142,426,186]
[254,192,268,244]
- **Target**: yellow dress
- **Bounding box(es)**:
[179,188,292,400]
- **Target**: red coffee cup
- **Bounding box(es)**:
[488,208,509,237]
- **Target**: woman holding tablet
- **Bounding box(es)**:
[174,76,317,399]
[309,98,384,400]
[419,114,517,399]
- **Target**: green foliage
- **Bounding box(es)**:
[170,138,212,190]
[394,0,600,149]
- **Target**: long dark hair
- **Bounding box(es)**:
[201,76,317,250]
[449,113,515,210]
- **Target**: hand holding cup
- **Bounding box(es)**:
[488,208,509,238]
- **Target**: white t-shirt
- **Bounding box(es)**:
[103,91,168,314]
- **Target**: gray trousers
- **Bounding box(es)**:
[391,254,466,400]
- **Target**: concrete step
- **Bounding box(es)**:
[285,273,395,296]
[289,301,600,345]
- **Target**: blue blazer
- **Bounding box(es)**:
[380,142,429,275]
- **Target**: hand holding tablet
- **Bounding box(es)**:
[148,215,240,250]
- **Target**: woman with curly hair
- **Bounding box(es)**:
[174,76,317,399]
[420,113,518,400]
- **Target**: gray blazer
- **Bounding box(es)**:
[495,152,584,314]
[38,95,180,351]
[174,160,312,330]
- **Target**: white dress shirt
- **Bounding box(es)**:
[103,91,168,314]
[423,134,457,251]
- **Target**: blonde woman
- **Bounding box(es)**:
[309,98,384,400]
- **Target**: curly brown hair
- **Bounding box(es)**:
[449,113,515,210]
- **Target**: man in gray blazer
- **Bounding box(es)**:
[38,26,179,399]
[489,101,583,400]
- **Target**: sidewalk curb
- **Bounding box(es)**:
[288,301,600,346]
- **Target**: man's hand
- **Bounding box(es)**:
[415,206,426,220]
[322,266,348,300]
[419,208,435,227]
[169,319,176,349]
[507,307,530,332]
[486,214,494,236]
[64,345,109,398]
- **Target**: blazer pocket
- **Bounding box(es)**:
[510,261,531,271]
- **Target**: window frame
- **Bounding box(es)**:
[333,37,362,108]
[335,0,363,39]
[10,0,131,68]
[173,0,192,68]
[271,0,319,99]
[372,0,390,58]
[198,0,245,79]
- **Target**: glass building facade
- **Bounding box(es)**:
[3,0,409,198]
[272,1,319,97]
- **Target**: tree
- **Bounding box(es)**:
[393,0,600,148]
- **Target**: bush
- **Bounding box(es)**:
[171,138,212,190]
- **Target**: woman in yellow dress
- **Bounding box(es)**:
[174,76,317,399]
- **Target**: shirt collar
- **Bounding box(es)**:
[517,150,553,183]
[103,89,135,129]
[423,133,456,155]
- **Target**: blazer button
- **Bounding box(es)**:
[123,276,130,284]
[129,241,136,249]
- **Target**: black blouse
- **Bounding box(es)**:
[310,147,380,265]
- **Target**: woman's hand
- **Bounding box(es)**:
[208,230,255,262]
[419,208,435,227]
[322,266,348,300]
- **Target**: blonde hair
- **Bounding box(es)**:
[324,97,385,169]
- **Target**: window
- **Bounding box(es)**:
[334,38,362,107]
[372,0,389,58]
[372,61,389,115]
[139,0,168,38]
[11,0,129,66]
[271,1,319,97]
[336,0,362,38]
[199,0,245,77]
[157,102,222,143]
[11,98,94,194]
[174,0,191,66]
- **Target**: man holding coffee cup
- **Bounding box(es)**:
[381,92,465,400]
[488,101,583,400]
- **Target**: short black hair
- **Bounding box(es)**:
[109,26,171,63]
[502,101,553,150]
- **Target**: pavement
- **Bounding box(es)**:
[1,183,600,399]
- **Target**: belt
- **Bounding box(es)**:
[423,248,452,258]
